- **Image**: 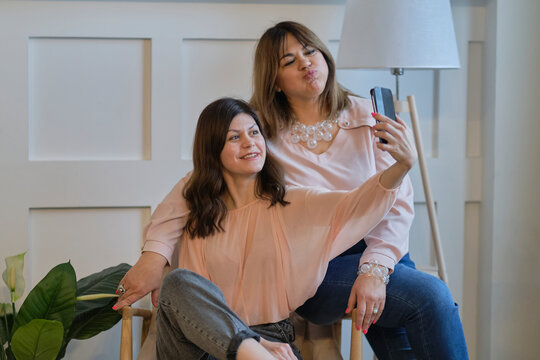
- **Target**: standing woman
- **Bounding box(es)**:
[250,21,468,359]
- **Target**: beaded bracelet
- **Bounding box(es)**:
[357,261,390,285]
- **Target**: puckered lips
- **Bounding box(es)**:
[304,69,317,82]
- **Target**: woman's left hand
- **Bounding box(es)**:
[372,113,417,170]
[259,338,297,360]
[346,275,386,334]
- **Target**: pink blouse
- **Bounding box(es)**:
[268,96,414,270]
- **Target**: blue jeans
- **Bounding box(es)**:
[156,269,302,360]
[296,241,468,360]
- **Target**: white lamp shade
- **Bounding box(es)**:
[337,0,460,69]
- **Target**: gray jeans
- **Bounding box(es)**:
[156,269,303,360]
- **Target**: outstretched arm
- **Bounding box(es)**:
[113,174,192,310]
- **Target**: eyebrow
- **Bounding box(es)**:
[279,53,293,61]
[227,123,257,133]
[279,44,309,61]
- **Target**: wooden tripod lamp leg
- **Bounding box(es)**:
[407,95,449,284]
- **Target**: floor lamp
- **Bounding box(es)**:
[336,0,461,285]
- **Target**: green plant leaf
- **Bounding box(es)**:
[12,262,76,338]
[11,319,63,360]
[75,263,131,296]
[69,298,122,341]
[67,263,130,341]
[2,253,26,303]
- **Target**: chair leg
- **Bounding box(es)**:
[120,307,154,360]
[120,307,134,360]
[333,320,342,349]
[349,309,362,360]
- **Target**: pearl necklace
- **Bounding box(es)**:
[289,118,339,149]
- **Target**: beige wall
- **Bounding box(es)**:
[481,0,540,359]
[1,0,538,359]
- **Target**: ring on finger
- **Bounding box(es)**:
[372,308,379,315]
[117,284,126,295]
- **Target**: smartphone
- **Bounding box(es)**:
[370,87,397,144]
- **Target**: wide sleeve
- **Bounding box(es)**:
[141,172,192,265]
[360,141,415,271]
[282,172,400,264]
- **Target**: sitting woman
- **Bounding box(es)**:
[150,97,416,360]
[250,21,468,359]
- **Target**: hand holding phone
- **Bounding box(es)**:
[370,87,397,144]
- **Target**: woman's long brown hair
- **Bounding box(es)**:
[183,98,288,239]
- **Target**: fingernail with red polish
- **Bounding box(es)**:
[356,325,361,331]
[373,320,377,324]
[345,307,350,314]
[371,112,377,117]
[112,305,118,310]
[363,329,368,335]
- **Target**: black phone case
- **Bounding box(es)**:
[370,87,396,144]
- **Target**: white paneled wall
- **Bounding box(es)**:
[28,207,149,283]
[0,1,484,359]
[180,39,256,159]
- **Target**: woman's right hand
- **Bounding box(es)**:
[372,112,417,169]
[113,251,168,310]
[373,113,417,189]
[259,338,297,360]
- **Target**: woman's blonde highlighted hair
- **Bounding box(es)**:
[250,21,352,139]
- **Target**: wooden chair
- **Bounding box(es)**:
[119,306,153,360]
[336,309,363,360]
[120,263,173,360]
[120,307,363,360]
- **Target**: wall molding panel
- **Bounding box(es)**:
[28,206,150,283]
[28,37,152,161]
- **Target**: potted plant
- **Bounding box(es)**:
[1,252,131,360]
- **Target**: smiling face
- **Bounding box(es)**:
[275,32,329,103]
[220,113,266,181]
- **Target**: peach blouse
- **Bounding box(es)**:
[145,172,398,325]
